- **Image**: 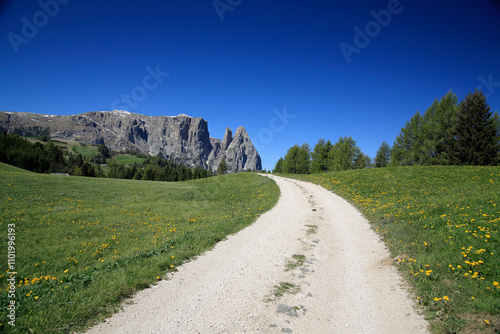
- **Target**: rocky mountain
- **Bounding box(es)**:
[0,110,262,172]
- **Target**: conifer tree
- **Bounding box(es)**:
[283,143,310,174]
[217,158,228,175]
[391,112,424,166]
[421,91,459,165]
[375,141,391,167]
[451,90,499,165]
[273,157,284,173]
[328,136,363,171]
[311,138,332,173]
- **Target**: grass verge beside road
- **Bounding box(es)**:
[282,166,500,333]
[0,163,279,333]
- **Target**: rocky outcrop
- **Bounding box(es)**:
[0,110,262,172]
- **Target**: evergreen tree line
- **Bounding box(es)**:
[0,132,214,181]
[107,156,213,181]
[274,89,500,173]
[378,90,500,167]
[0,132,103,176]
[274,137,371,174]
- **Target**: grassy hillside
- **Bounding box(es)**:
[111,154,145,165]
[283,166,500,333]
[0,163,279,333]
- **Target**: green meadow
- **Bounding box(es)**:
[110,154,146,165]
[0,163,279,333]
[2,162,499,333]
[284,166,500,333]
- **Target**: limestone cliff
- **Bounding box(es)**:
[0,110,262,172]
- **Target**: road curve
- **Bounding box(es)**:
[86,174,429,334]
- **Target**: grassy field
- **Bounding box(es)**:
[68,142,99,157]
[110,154,145,165]
[283,166,500,333]
[0,163,279,333]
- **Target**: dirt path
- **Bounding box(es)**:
[86,175,429,334]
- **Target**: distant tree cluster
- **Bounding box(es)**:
[389,90,499,166]
[0,133,214,181]
[107,156,213,181]
[274,89,499,174]
[0,132,104,176]
[274,138,370,174]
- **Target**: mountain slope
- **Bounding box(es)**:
[0,110,262,172]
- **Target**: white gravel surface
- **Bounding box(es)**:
[86,174,430,334]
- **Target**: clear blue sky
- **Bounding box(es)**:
[1,0,499,171]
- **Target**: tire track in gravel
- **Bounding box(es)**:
[86,175,429,334]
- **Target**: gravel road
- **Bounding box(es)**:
[86,175,429,334]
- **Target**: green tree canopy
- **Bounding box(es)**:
[328,136,365,171]
[450,90,499,165]
[420,91,459,165]
[283,143,310,174]
[375,141,391,167]
[97,143,111,158]
[273,157,284,173]
[391,111,424,166]
[217,158,228,175]
[311,138,332,173]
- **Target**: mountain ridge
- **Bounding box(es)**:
[0,110,262,172]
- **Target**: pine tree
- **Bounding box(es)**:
[273,157,284,173]
[328,137,363,171]
[391,112,424,166]
[217,158,228,175]
[283,143,310,174]
[311,139,332,173]
[375,141,391,167]
[421,91,459,165]
[451,90,500,165]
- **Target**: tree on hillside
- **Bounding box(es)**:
[391,111,425,166]
[283,143,310,174]
[273,157,284,173]
[494,111,500,163]
[97,143,111,158]
[354,152,372,169]
[328,136,364,171]
[450,90,500,165]
[311,138,332,173]
[420,91,459,165]
[217,158,228,175]
[375,141,391,167]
